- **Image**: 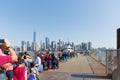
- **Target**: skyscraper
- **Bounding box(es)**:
[51,41,56,49]
[32,32,36,51]
[21,40,26,52]
[45,37,50,49]
[88,42,92,50]
[33,32,36,42]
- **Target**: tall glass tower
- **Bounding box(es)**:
[33,32,36,42]
[32,32,36,51]
[45,37,50,49]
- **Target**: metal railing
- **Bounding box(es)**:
[89,49,118,75]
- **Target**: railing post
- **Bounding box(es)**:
[106,50,108,74]
[116,28,120,80]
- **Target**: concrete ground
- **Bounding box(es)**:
[40,54,111,80]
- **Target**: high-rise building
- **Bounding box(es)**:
[81,42,87,51]
[45,37,50,49]
[42,42,45,51]
[88,42,92,50]
[27,41,31,51]
[51,41,56,50]
[33,32,36,42]
[32,32,37,51]
[21,40,26,52]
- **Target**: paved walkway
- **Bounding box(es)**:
[40,54,111,80]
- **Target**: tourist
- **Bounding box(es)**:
[28,62,39,80]
[13,58,27,80]
[0,39,18,66]
[0,39,18,79]
[34,52,42,73]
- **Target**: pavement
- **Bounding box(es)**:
[40,54,111,80]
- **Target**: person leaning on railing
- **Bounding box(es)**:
[0,39,18,66]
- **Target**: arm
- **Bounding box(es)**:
[8,47,18,62]
[0,39,18,62]
[0,56,12,66]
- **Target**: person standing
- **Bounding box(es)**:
[0,39,18,66]
[0,39,18,79]
[13,58,27,80]
[28,62,39,80]
[0,50,14,80]
[34,52,42,73]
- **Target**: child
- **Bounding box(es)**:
[13,58,27,80]
[28,62,39,80]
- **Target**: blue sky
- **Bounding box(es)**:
[0,0,120,48]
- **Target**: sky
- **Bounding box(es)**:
[0,0,120,48]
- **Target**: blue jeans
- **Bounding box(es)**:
[6,70,13,80]
[0,73,6,79]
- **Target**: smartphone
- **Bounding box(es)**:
[0,39,4,44]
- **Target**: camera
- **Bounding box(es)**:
[0,39,4,43]
[0,39,4,45]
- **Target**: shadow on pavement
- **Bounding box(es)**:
[71,74,111,79]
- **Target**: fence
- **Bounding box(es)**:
[89,49,118,74]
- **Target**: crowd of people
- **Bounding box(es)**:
[0,38,77,80]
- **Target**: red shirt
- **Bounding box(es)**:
[41,54,45,62]
[13,67,27,80]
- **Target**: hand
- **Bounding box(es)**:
[4,38,10,47]
[0,38,10,51]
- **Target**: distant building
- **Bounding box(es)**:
[27,41,31,51]
[51,41,57,50]
[14,46,21,52]
[21,40,26,52]
[57,39,63,51]
[41,42,45,51]
[32,31,37,51]
[33,32,36,43]
[31,42,36,51]
[45,37,50,49]
[88,42,92,50]
[81,42,87,51]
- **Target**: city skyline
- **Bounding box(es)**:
[20,35,92,52]
[0,0,120,48]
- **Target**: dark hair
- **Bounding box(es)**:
[4,50,9,55]
[30,62,35,68]
[29,62,35,73]
[24,55,26,59]
[18,58,24,64]
[61,49,63,52]
[24,52,27,54]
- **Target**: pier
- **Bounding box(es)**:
[40,54,111,80]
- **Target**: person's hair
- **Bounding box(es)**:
[61,49,63,52]
[18,58,24,65]
[24,52,27,54]
[29,62,35,73]
[35,52,39,57]
[30,62,35,68]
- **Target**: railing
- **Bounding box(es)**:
[89,49,118,75]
